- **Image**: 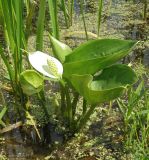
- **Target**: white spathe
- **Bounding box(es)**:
[28,51,63,80]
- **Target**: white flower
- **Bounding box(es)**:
[28,51,63,80]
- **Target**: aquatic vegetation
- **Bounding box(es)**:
[48,0,59,39]
[20,35,138,131]
[117,62,149,159]
[0,0,25,96]
[118,82,149,158]
[0,0,148,158]
[0,107,7,127]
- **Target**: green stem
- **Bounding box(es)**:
[77,104,96,131]
[97,0,103,37]
[80,0,88,41]
[60,84,66,115]
[143,0,147,20]
[48,0,59,39]
[36,0,46,51]
[0,45,15,92]
[72,92,79,116]
[82,98,87,115]
[61,0,69,28]
[65,86,72,125]
[37,90,50,120]
[68,0,74,26]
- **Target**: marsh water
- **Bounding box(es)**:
[0,0,148,159]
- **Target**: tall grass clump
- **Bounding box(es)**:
[0,0,25,98]
[118,63,149,159]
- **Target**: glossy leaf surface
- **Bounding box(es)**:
[64,39,136,77]
[70,64,138,104]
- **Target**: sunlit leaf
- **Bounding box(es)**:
[49,34,72,63]
[64,39,137,77]
[70,64,138,104]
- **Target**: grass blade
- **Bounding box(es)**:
[68,0,74,26]
[36,0,46,50]
[48,0,59,39]
[97,0,103,37]
[79,0,88,41]
[61,0,69,28]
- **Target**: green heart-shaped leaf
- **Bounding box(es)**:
[64,39,136,77]
[49,34,72,63]
[20,70,44,96]
[70,64,138,104]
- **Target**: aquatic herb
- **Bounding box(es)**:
[21,35,138,131]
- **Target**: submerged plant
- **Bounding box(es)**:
[20,35,138,132]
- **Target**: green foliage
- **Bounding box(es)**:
[20,70,44,96]
[117,65,149,159]
[0,0,27,99]
[64,39,136,76]
[70,64,137,104]
[48,0,59,39]
[28,35,137,131]
[0,107,7,127]
[36,0,46,51]
[49,34,72,63]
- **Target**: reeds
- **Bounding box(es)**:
[48,0,59,39]
[36,0,46,50]
[0,0,25,94]
[97,0,103,36]
[79,0,88,40]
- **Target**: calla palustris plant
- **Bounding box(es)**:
[20,51,63,95]
[20,35,138,131]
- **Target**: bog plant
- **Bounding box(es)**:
[20,35,138,131]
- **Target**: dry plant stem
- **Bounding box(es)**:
[65,31,98,38]
[0,89,7,127]
[0,121,22,134]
